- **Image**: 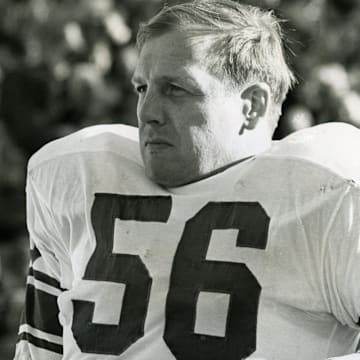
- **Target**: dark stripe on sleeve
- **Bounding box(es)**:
[21,284,63,337]
[18,332,63,354]
[28,267,65,291]
[30,246,41,263]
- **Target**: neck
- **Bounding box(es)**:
[172,155,256,188]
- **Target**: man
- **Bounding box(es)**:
[14,0,360,359]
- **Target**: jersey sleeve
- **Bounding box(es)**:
[14,124,141,360]
[14,168,69,360]
[324,184,360,331]
[270,122,360,333]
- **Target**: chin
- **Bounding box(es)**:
[142,153,198,187]
[148,172,179,188]
[142,155,178,187]
[145,166,186,188]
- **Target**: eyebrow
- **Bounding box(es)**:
[131,74,199,89]
[131,75,143,86]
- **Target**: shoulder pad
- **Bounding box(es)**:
[28,124,141,170]
[266,122,360,183]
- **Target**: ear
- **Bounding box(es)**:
[240,83,270,133]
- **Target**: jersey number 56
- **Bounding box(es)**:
[72,194,270,360]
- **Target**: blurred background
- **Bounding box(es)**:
[0,0,360,358]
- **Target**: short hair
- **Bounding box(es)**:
[136,0,296,104]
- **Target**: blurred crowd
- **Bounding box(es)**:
[0,0,360,358]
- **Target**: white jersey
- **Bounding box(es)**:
[14,123,360,360]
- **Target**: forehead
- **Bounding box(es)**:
[133,31,206,82]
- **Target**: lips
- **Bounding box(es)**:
[143,138,173,154]
[145,139,173,147]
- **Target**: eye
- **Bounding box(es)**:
[134,85,147,94]
[166,84,187,96]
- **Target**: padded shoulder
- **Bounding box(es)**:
[266,122,360,183]
[28,124,141,171]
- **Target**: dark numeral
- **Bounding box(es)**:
[72,194,172,355]
[72,195,270,358]
[163,202,270,360]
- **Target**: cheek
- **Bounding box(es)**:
[191,101,242,157]
[210,101,243,141]
[184,123,219,161]
[173,102,208,140]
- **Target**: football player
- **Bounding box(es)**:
[14,0,360,359]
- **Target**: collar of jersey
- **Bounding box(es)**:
[167,155,256,196]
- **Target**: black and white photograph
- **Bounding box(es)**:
[1,0,360,359]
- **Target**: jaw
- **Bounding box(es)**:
[141,150,196,188]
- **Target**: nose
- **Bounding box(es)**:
[137,88,165,126]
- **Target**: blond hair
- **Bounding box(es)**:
[137,0,295,105]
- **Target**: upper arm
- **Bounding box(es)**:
[15,243,64,360]
[14,166,71,360]
[324,185,360,330]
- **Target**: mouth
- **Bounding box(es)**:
[144,140,173,154]
[145,139,173,148]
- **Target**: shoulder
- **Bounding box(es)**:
[26,124,147,213]
[265,122,360,183]
[28,124,141,172]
